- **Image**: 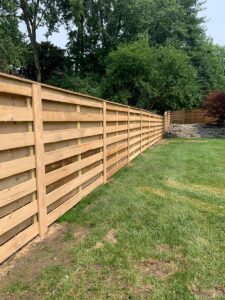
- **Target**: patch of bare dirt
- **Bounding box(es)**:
[0,223,65,280]
[156,244,170,253]
[131,284,153,296]
[95,241,104,249]
[105,229,117,244]
[94,229,117,250]
[139,259,178,278]
[0,223,90,287]
[191,285,225,299]
[73,226,89,243]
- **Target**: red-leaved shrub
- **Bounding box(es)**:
[206,91,225,125]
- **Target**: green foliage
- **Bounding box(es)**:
[188,39,225,96]
[63,0,153,73]
[0,0,64,81]
[21,42,69,82]
[1,0,225,112]
[46,72,101,97]
[0,2,25,72]
[101,40,201,112]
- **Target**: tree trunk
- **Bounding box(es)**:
[32,41,41,82]
[20,0,41,82]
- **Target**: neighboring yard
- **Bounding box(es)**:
[1,139,225,300]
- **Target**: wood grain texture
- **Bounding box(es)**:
[0,72,164,264]
[32,84,47,237]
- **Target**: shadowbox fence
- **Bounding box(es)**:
[0,73,166,263]
[171,109,216,124]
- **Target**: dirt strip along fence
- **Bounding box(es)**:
[171,109,216,124]
[0,73,165,264]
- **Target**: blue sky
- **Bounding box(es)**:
[20,0,225,48]
[200,0,225,45]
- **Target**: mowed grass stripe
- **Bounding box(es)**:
[1,138,225,300]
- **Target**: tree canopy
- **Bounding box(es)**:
[0,0,225,113]
[101,40,201,112]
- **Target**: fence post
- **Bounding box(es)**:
[32,84,47,237]
[164,111,167,133]
[103,101,107,183]
[127,106,130,163]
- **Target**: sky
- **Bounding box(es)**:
[200,0,225,46]
[19,0,225,48]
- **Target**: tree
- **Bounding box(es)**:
[189,40,225,98]
[101,40,201,113]
[0,0,62,82]
[21,42,68,82]
[62,0,152,74]
[0,1,25,72]
[206,91,225,125]
[46,72,101,97]
[147,0,205,48]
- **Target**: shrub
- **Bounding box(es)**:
[206,91,225,125]
[101,40,201,113]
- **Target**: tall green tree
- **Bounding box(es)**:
[189,40,225,97]
[101,40,201,113]
[1,0,62,82]
[62,0,151,74]
[0,1,25,72]
[147,0,205,48]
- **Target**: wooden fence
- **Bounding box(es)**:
[0,73,165,263]
[164,111,171,130]
[171,109,216,124]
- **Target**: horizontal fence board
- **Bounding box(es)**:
[107,151,128,169]
[0,156,36,180]
[0,223,39,264]
[106,125,128,134]
[106,115,128,122]
[47,165,103,206]
[45,140,103,165]
[106,104,128,112]
[0,201,37,236]
[43,111,103,122]
[0,77,32,97]
[0,105,33,122]
[0,132,35,151]
[44,128,103,144]
[107,144,128,157]
[42,87,103,108]
[46,152,103,186]
[106,133,128,146]
[0,178,37,208]
[129,151,140,162]
[47,177,103,225]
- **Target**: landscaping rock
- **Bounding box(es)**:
[166,124,225,138]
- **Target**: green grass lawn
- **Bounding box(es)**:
[1,139,225,300]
